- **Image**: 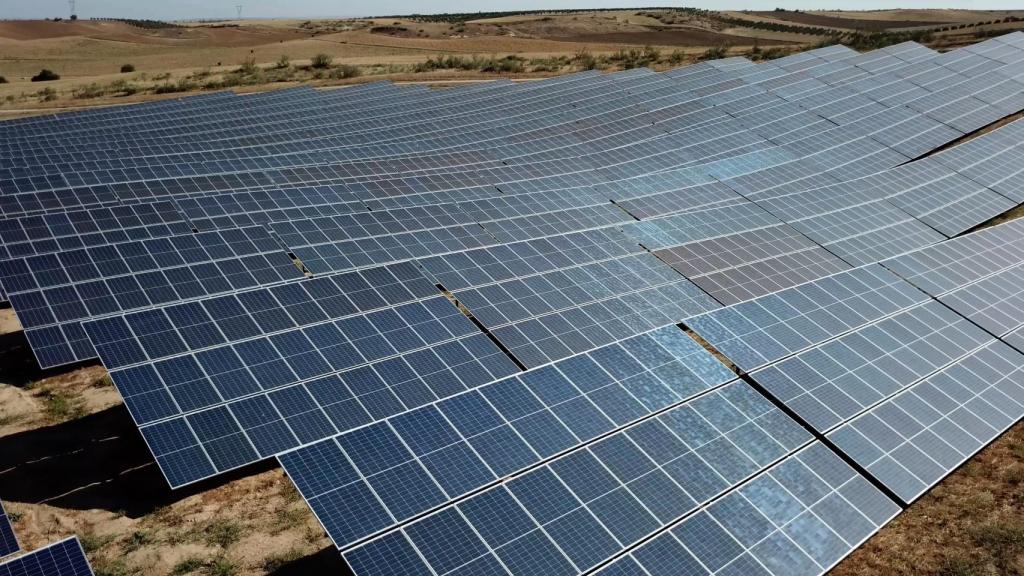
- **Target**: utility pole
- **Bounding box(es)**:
[236,4,243,19]
[69,0,75,18]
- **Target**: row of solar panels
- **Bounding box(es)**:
[4,32,1024,576]
[3,37,1024,371]
[296,214,1024,576]
[3,111,1021,377]
[2,34,1015,203]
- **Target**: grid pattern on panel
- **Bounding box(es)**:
[0,501,17,558]
[479,204,634,244]
[612,181,746,221]
[0,201,193,261]
[0,226,304,368]
[292,222,497,275]
[940,263,1024,337]
[882,217,1024,296]
[454,252,684,329]
[685,264,930,372]
[341,381,813,575]
[752,301,993,433]
[934,127,1024,202]
[777,199,946,267]
[83,263,523,487]
[885,171,1017,237]
[491,279,720,369]
[829,341,1024,504]
[417,228,643,292]
[282,325,737,550]
[621,202,780,251]
[0,538,94,576]
[654,224,852,306]
[598,442,900,576]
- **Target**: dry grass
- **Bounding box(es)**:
[834,424,1024,576]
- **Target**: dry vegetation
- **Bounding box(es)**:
[3,9,1024,117]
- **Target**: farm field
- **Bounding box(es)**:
[3,8,1024,117]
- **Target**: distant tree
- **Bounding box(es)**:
[31,69,61,82]
[0,76,7,84]
[120,63,135,73]
[70,14,77,20]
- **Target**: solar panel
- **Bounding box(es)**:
[0,537,93,576]
[882,217,1024,296]
[0,501,17,559]
[653,224,852,305]
[84,262,521,486]
[751,300,992,433]
[686,264,930,372]
[340,380,814,575]
[596,442,898,576]
[0,226,304,368]
[829,340,1024,504]
[281,325,737,550]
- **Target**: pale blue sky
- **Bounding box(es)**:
[2,0,1018,21]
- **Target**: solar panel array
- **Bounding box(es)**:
[0,501,17,559]
[0,538,93,576]
[5,31,1024,576]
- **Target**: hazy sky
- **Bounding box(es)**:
[4,0,1020,21]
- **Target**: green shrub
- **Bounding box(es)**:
[275,54,290,69]
[31,69,60,82]
[311,53,333,68]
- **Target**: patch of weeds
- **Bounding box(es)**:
[204,519,242,549]
[35,387,87,422]
[968,519,1024,570]
[5,512,20,523]
[91,558,134,576]
[79,531,115,554]
[120,530,152,554]
[93,374,114,388]
[171,557,205,575]
[936,553,981,576]
[207,557,237,576]
[272,507,307,534]
[261,549,303,572]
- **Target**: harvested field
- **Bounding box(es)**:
[747,10,939,30]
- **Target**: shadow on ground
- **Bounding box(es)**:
[268,546,351,576]
[0,403,276,518]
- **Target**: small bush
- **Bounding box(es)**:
[171,557,204,575]
[0,76,7,84]
[120,63,135,73]
[237,55,259,75]
[31,69,60,82]
[329,64,361,79]
[204,519,242,548]
[275,54,290,69]
[574,48,598,70]
[311,53,333,68]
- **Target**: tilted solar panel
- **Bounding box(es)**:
[0,537,93,576]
